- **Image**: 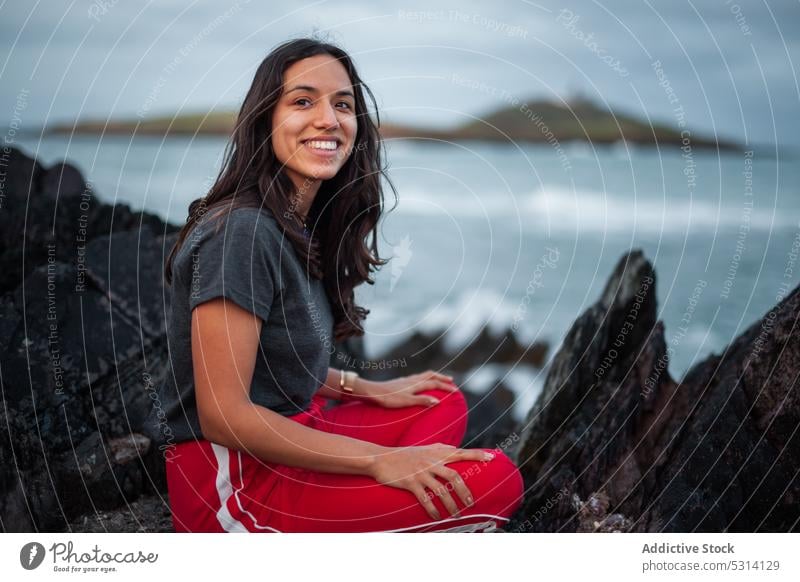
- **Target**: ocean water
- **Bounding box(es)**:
[15,135,800,420]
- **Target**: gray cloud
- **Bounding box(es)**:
[1,0,797,148]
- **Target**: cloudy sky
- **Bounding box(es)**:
[2,0,798,148]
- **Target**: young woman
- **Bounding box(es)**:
[157,37,524,532]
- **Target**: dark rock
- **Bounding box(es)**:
[458,326,549,370]
[53,431,148,511]
[461,383,518,450]
[40,161,87,200]
[109,433,151,465]
[373,327,548,380]
[571,492,634,533]
[84,228,178,338]
[508,249,800,533]
[67,493,173,533]
[0,146,178,297]
[0,147,177,531]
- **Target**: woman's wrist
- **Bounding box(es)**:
[339,369,358,399]
[351,376,382,402]
[319,368,360,401]
[319,368,386,403]
[361,442,391,478]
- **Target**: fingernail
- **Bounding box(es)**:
[483,452,495,461]
[429,398,439,405]
[467,496,474,506]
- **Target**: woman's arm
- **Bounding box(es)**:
[192,297,386,475]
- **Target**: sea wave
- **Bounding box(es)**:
[394,185,797,234]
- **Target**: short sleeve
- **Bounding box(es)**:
[187,209,277,323]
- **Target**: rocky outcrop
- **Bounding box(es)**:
[372,328,548,380]
[460,383,519,451]
[0,147,181,531]
[508,250,799,532]
[0,149,172,297]
[67,492,173,533]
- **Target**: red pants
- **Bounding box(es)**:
[166,387,523,532]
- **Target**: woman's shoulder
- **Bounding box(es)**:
[173,205,284,265]
[202,205,284,240]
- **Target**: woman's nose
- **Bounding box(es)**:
[313,101,340,128]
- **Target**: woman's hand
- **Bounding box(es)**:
[356,370,459,409]
[368,444,495,520]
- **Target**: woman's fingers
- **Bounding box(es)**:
[411,484,441,521]
[437,372,457,385]
[409,380,457,400]
[434,466,475,510]
[433,379,458,391]
[453,448,496,463]
[421,474,460,518]
[420,370,457,384]
[420,391,441,405]
[393,446,495,522]
[417,379,457,393]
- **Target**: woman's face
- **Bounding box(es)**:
[271,54,358,196]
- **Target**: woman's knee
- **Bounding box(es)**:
[421,387,467,414]
[421,388,468,442]
[462,450,524,518]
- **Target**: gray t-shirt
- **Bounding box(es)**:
[154,206,335,444]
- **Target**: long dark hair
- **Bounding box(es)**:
[164,36,396,342]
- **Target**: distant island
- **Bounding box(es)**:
[43,96,738,150]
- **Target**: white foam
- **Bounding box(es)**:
[394,184,796,234]
[363,286,552,361]
[461,363,507,395]
[416,289,526,352]
[508,366,546,422]
[461,363,545,422]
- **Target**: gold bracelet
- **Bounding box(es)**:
[339,370,358,399]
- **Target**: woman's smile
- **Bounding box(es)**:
[302,137,342,158]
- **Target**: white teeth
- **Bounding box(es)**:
[306,140,338,150]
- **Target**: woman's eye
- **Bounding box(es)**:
[294,98,352,110]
